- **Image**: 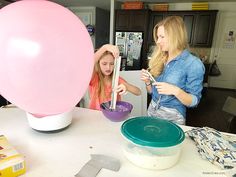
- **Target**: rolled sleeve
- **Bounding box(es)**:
[185,59,205,107]
[189,94,198,107]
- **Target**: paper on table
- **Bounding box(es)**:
[110,56,121,110]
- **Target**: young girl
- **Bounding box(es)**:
[89,44,141,110]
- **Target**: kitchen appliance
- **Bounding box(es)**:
[115,32,143,70]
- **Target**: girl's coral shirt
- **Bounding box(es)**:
[89,73,126,110]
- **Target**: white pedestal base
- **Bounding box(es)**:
[26,109,73,131]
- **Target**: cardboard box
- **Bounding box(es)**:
[122,1,144,9]
[150,4,169,11]
[192,2,209,10]
[0,135,26,177]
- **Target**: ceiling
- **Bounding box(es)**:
[0,0,234,10]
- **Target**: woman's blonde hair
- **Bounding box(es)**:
[94,51,114,102]
[149,16,188,77]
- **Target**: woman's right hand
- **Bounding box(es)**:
[140,69,151,85]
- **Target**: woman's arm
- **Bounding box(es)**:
[175,88,195,106]
[140,69,153,94]
[154,82,196,106]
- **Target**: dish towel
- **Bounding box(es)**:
[186,127,236,176]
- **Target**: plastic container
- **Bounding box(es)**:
[100,101,133,122]
[121,117,185,170]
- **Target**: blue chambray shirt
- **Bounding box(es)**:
[151,49,205,118]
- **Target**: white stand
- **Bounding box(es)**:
[26,109,73,131]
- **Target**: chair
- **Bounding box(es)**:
[222,96,236,133]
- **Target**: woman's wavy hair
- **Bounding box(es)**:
[149,16,188,77]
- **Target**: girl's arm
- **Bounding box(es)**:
[123,82,141,96]
[94,44,119,63]
[92,44,119,79]
[116,82,141,96]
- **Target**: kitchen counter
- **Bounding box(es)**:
[0,107,232,177]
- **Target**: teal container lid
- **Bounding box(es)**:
[121,117,185,147]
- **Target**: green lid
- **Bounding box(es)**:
[121,117,185,147]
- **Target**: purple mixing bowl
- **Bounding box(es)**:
[100,101,133,122]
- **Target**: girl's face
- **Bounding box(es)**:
[156,25,169,52]
[99,54,114,76]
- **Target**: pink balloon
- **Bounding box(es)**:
[0,0,94,115]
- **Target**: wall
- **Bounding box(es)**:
[208,2,236,89]
[68,6,110,49]
[68,7,96,47]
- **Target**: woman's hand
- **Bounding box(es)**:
[153,82,180,96]
[115,84,127,95]
[140,69,151,85]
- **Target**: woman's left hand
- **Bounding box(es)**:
[115,84,127,95]
[153,82,180,96]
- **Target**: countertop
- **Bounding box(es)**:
[0,107,232,177]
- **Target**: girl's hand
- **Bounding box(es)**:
[104,44,119,58]
[140,69,151,84]
[153,82,180,96]
[115,84,127,95]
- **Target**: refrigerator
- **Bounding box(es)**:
[115,32,143,70]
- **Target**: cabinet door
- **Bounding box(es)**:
[116,10,149,31]
[148,13,164,45]
[193,11,217,47]
[165,12,195,46]
[151,12,195,46]
[183,13,196,46]
[115,10,130,31]
[129,10,149,31]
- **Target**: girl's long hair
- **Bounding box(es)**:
[94,51,114,102]
[149,16,188,77]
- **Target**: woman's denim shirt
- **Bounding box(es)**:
[151,49,205,118]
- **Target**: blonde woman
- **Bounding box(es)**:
[141,16,205,125]
[89,44,141,110]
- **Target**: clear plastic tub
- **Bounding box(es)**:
[122,138,183,169]
[121,117,185,170]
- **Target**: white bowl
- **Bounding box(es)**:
[26,109,73,131]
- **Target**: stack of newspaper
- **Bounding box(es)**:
[186,127,236,176]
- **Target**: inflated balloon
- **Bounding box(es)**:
[0,0,94,116]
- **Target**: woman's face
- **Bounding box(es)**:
[99,54,114,76]
[156,25,168,52]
